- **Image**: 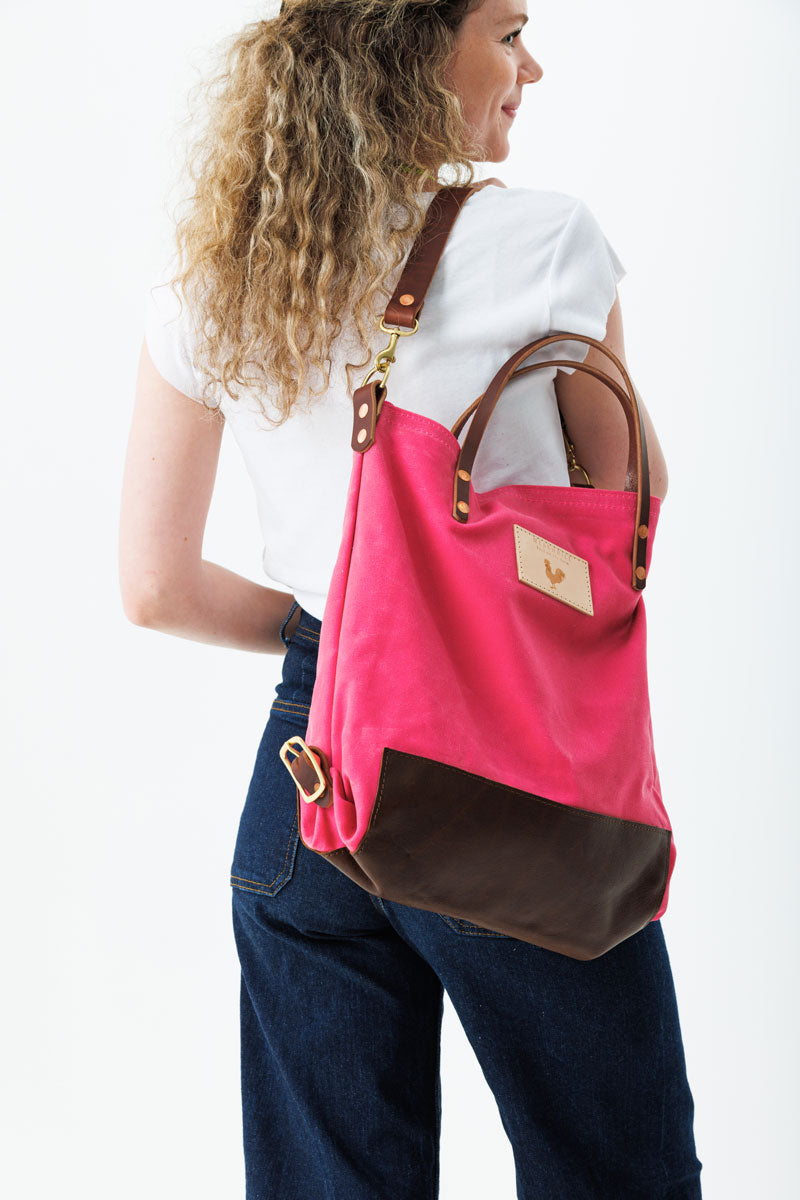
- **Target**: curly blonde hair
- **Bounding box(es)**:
[166,0,485,425]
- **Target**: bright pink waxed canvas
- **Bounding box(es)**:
[298,395,674,927]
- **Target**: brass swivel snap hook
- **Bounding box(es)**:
[360,316,420,391]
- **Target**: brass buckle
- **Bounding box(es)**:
[278,735,328,804]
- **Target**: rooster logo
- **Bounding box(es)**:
[544,558,565,588]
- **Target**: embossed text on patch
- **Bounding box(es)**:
[514,523,594,616]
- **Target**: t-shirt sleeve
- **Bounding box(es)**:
[143,279,220,406]
[546,198,627,374]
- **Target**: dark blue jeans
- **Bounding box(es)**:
[230,601,703,1199]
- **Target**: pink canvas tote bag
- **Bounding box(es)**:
[280,180,675,960]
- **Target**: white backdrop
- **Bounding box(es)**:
[1,1,797,1196]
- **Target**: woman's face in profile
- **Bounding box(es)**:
[444,0,542,161]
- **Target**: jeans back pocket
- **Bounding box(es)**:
[230,712,303,898]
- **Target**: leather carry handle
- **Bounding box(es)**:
[451,359,632,442]
[451,333,653,591]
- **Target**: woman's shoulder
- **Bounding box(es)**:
[467,180,583,226]
[470,183,624,278]
[143,272,215,406]
[457,182,594,261]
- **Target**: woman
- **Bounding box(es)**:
[119,1,702,1196]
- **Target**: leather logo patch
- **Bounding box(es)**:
[514,524,594,616]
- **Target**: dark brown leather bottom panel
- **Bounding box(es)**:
[308,746,670,961]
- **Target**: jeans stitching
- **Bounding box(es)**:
[437,912,511,938]
[294,634,320,653]
[231,879,291,897]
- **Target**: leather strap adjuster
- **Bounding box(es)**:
[278,736,332,807]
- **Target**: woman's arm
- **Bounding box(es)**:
[554,292,669,501]
[118,339,294,655]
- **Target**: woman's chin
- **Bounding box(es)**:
[484,139,512,165]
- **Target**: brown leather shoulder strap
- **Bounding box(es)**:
[384,178,505,329]
[351,177,505,452]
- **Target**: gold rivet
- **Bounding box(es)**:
[398,293,415,306]
[638,524,648,538]
[457,500,469,514]
[358,401,369,418]
[457,469,471,481]
[357,428,367,444]
[635,565,646,579]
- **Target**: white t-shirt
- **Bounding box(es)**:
[144,185,625,621]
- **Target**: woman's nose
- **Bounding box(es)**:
[522,56,544,85]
